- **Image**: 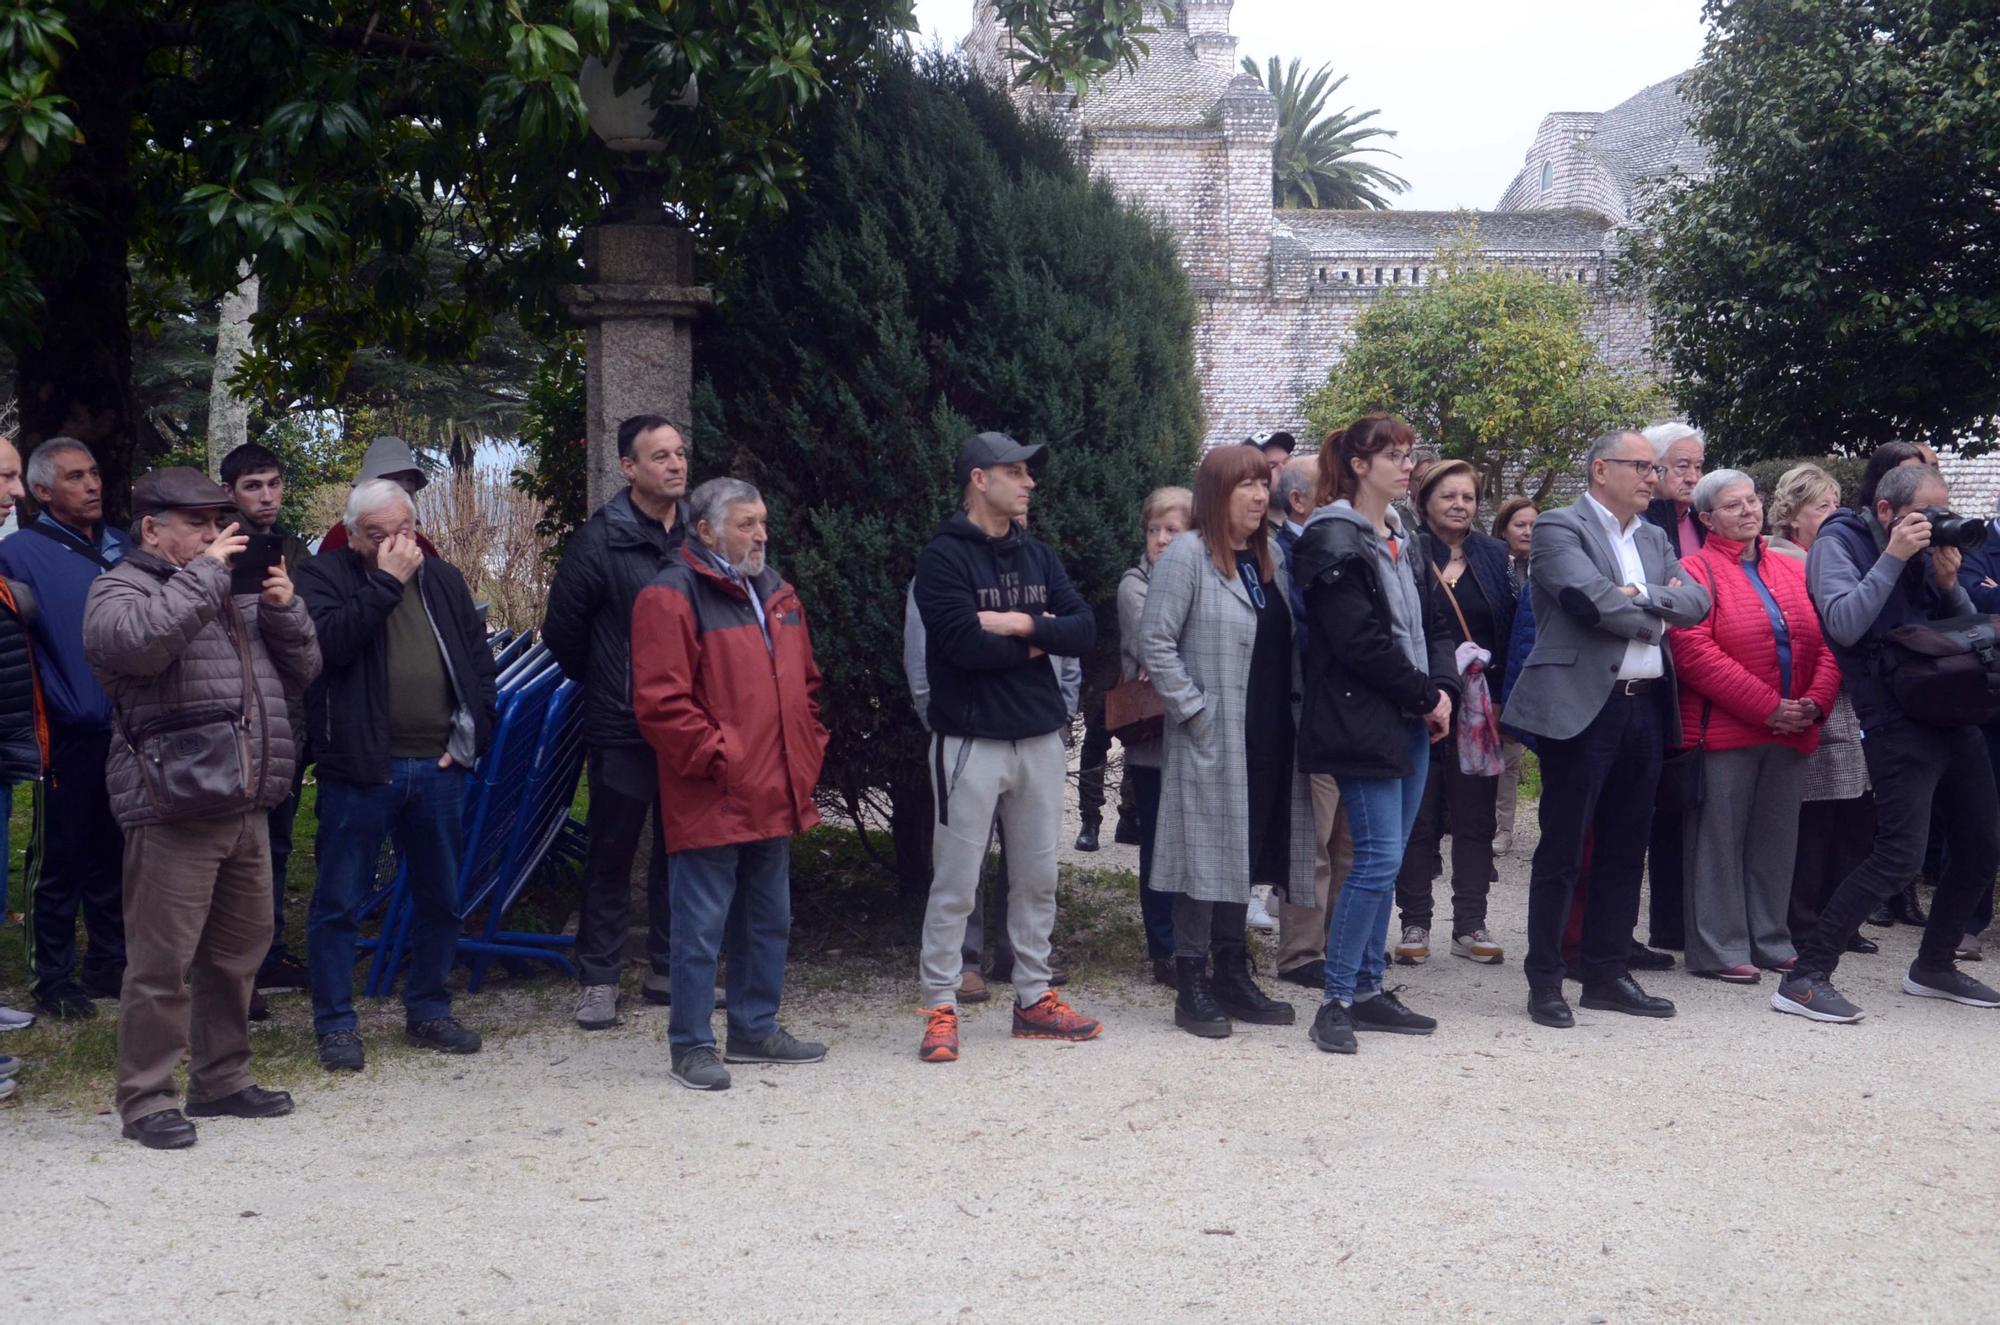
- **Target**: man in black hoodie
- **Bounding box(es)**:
[542,414,688,1029]
[912,433,1101,1063]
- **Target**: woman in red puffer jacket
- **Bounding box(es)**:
[1668,468,1841,984]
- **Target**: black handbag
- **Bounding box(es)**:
[1656,700,1711,814]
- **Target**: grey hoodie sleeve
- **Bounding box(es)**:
[902,580,929,731]
[1807,532,1922,648]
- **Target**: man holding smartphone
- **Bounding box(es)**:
[221,443,317,993]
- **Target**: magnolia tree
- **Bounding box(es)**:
[1307,231,1661,501]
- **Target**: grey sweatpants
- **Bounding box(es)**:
[920,731,1066,1008]
[1681,743,1804,972]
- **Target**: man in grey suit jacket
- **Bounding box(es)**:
[1506,430,1712,1029]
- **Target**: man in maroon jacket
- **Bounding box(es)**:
[632,477,831,1091]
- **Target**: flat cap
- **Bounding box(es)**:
[132,466,233,519]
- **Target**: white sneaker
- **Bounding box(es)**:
[1394,925,1431,965]
[1451,929,1505,964]
[1246,886,1278,932]
[0,1004,35,1032]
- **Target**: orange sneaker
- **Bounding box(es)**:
[1011,990,1103,1041]
[919,1003,959,1063]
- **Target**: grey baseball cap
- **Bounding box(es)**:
[955,431,1045,485]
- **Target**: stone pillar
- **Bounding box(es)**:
[558,223,713,514]
[1218,74,1278,293]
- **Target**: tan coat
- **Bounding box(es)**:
[83,550,321,829]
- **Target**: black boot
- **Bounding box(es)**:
[1073,822,1100,853]
[1173,957,1231,1038]
[1891,880,1929,926]
[1209,942,1296,1025]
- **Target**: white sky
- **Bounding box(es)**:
[910,0,1712,210]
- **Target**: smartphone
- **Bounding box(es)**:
[230,533,286,596]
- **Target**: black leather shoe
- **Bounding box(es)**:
[1891,881,1929,926]
[1847,933,1881,955]
[1276,959,1326,989]
[1173,957,1231,1038]
[1149,957,1177,988]
[406,1017,482,1054]
[1867,903,1897,927]
[1627,943,1677,971]
[35,981,97,1020]
[1528,986,1574,1028]
[1073,823,1100,853]
[1112,813,1140,847]
[187,1085,294,1119]
[1580,975,1676,1018]
[122,1109,197,1150]
[318,1029,365,1072]
[248,990,271,1022]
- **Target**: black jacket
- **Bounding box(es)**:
[1644,497,1705,555]
[296,548,499,785]
[1293,512,1460,779]
[542,488,687,747]
[912,513,1095,741]
[1418,528,1518,685]
[0,579,45,784]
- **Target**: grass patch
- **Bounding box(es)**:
[0,802,1152,1109]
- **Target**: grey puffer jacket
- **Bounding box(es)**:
[83,550,321,829]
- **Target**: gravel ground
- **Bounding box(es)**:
[5,811,1998,1324]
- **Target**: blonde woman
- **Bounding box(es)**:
[1118,484,1193,986]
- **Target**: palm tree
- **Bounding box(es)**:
[1242,56,1409,210]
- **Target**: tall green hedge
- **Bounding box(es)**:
[694,50,1204,887]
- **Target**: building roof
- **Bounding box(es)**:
[1586,74,1709,213]
[1274,208,1616,255]
[1073,33,1235,130]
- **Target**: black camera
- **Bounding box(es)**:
[1920,507,1989,551]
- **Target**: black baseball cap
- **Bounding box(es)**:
[955,431,1046,485]
[1248,430,1296,454]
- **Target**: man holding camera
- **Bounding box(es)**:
[83,468,321,1148]
[1784,462,2000,1022]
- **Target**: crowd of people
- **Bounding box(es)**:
[0,410,1994,1137]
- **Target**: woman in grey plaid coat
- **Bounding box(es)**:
[1140,446,1318,1038]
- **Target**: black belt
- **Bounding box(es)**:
[1612,678,1659,696]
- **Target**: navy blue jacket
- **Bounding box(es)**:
[0,516,133,728]
[1956,519,2000,613]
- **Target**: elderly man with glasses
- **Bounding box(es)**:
[1503,431,1712,1030]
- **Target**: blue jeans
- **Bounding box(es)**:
[1323,720,1431,1004]
[668,837,791,1051]
[308,760,467,1035]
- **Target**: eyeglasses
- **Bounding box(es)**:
[1602,459,1666,479]
[1385,449,1416,468]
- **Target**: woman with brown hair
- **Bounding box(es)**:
[1392,458,1518,966]
[1292,414,1460,1054]
[1138,447,1316,1038]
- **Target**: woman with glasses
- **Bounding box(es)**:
[1139,447,1316,1037]
[1668,469,1840,983]
[1292,413,1459,1054]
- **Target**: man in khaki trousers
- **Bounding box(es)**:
[1275,780,1355,987]
[83,468,321,1149]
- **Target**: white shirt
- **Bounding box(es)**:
[1582,492,1664,681]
